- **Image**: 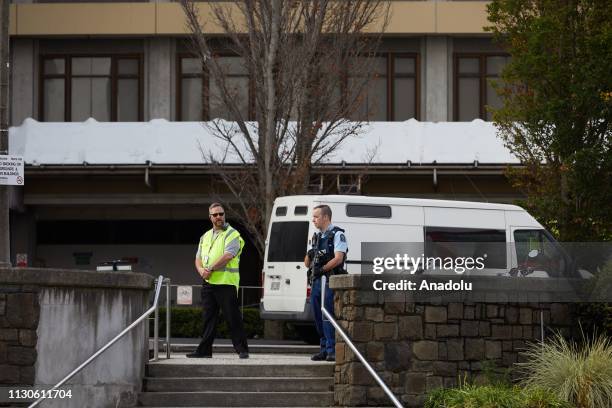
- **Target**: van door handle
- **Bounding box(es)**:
[285,279,291,285]
[296,265,301,269]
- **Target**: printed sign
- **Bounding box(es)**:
[176,286,193,305]
[16,253,28,267]
[0,155,25,186]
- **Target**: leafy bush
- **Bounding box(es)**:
[425,384,570,408]
[149,307,263,339]
[518,333,612,408]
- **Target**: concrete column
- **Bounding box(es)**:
[11,39,35,125]
[146,38,173,120]
[424,36,450,122]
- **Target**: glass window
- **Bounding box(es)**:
[267,221,310,262]
[425,227,507,269]
[455,54,509,121]
[43,79,65,122]
[348,54,418,121]
[514,229,567,277]
[41,55,142,122]
[294,206,308,215]
[458,77,480,121]
[275,206,287,216]
[346,204,392,218]
[179,55,251,121]
[117,79,139,121]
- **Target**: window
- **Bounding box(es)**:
[346,204,392,218]
[425,227,507,269]
[267,221,310,262]
[177,55,251,121]
[513,229,567,277]
[454,54,510,121]
[294,206,308,215]
[275,206,288,216]
[349,53,419,121]
[40,55,142,122]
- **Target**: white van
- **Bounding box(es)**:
[260,195,571,327]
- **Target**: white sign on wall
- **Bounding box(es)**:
[0,155,24,186]
[176,286,193,305]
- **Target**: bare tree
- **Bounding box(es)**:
[181,0,389,255]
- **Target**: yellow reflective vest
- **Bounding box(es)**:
[199,225,244,289]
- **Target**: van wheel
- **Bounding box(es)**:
[293,324,320,345]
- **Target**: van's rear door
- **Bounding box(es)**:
[263,220,310,314]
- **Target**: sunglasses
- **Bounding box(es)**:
[210,212,225,218]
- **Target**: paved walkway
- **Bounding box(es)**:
[150,352,332,365]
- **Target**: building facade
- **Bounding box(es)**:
[7,1,522,290]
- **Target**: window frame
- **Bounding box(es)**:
[176,53,254,121]
[345,52,420,121]
[453,53,509,121]
[39,54,143,122]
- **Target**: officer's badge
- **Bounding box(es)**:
[339,233,346,242]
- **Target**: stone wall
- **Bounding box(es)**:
[330,275,577,407]
[0,268,154,408]
[0,282,39,386]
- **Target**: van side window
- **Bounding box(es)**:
[267,221,310,262]
[346,204,392,218]
[425,227,507,269]
[275,206,287,216]
[294,206,308,215]
[514,229,566,277]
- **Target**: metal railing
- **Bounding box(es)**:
[150,278,171,361]
[29,275,165,408]
[321,275,404,408]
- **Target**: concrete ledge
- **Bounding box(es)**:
[0,267,154,290]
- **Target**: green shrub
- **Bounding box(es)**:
[425,384,570,408]
[149,307,263,339]
[518,333,612,408]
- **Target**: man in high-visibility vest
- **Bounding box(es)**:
[187,203,249,359]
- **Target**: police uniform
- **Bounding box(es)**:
[193,223,249,357]
[310,224,347,360]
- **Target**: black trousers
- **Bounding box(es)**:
[195,282,249,356]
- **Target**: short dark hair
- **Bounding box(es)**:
[209,202,224,212]
[314,204,332,220]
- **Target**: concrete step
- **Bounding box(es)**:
[143,376,333,393]
[146,364,334,378]
[137,391,333,407]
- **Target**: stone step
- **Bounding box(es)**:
[137,391,333,407]
[144,376,333,393]
[146,364,334,378]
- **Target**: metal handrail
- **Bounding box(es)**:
[151,278,171,361]
[28,275,165,408]
[321,275,403,408]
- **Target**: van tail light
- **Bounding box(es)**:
[306,285,311,298]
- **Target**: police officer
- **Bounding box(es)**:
[187,203,249,359]
[304,204,348,362]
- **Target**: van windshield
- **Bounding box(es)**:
[267,221,310,262]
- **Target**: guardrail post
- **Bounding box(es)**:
[153,280,159,361]
[166,278,171,359]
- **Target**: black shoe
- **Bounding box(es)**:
[239,352,249,359]
[186,352,212,358]
[325,354,336,362]
[311,352,327,361]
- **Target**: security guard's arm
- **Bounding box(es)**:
[195,257,208,279]
[208,252,235,272]
[321,251,345,273]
